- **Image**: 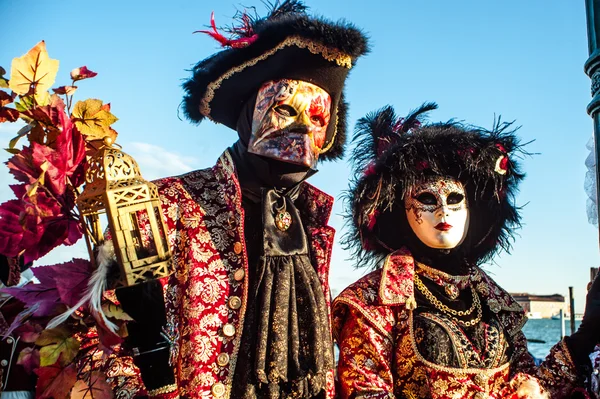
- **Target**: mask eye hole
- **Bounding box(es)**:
[274,104,298,117]
[416,192,437,205]
[310,115,326,127]
[447,192,464,205]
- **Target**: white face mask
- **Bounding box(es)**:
[404,177,469,249]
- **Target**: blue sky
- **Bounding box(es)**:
[1,1,597,313]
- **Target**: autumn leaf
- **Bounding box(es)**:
[53,86,77,96]
[0,90,16,106]
[0,90,19,122]
[72,99,117,140]
[17,347,40,374]
[14,321,44,342]
[37,326,80,367]
[102,302,133,321]
[70,372,113,399]
[35,363,77,399]
[9,41,59,97]
[0,107,19,123]
[0,186,82,266]
[52,258,93,307]
[0,66,8,88]
[70,66,97,82]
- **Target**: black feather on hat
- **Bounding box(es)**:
[182,0,369,161]
[342,104,527,269]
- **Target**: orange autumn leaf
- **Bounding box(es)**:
[72,99,118,140]
[9,41,59,97]
[70,372,113,399]
[35,363,77,399]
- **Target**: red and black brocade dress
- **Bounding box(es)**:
[332,248,580,399]
[115,150,337,399]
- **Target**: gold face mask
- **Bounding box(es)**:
[248,79,332,167]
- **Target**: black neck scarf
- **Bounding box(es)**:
[229,95,333,399]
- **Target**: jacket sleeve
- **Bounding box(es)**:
[509,330,581,397]
[336,306,395,399]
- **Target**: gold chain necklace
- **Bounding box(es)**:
[414,274,482,327]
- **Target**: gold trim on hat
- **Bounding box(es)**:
[199,35,353,154]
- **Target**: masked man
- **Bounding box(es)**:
[333,104,600,398]
[115,2,369,399]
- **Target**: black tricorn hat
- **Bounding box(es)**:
[182,0,369,161]
[343,104,527,269]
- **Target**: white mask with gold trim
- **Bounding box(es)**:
[404,177,469,249]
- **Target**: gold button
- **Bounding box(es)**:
[228,296,242,310]
[5,338,13,345]
[233,242,243,254]
[234,268,245,281]
[211,382,225,397]
[217,353,230,367]
[222,323,236,337]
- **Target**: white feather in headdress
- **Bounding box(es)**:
[47,241,118,332]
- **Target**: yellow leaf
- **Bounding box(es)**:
[36,326,71,346]
[101,302,133,321]
[39,337,80,367]
[9,41,59,97]
[72,99,118,140]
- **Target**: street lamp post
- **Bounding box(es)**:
[585,0,600,249]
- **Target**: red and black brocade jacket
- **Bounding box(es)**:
[332,249,580,399]
[122,150,337,399]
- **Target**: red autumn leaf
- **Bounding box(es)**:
[0,187,82,264]
[17,347,40,374]
[96,322,123,348]
[2,279,61,317]
[20,99,65,131]
[70,66,97,82]
[0,198,45,258]
[14,321,44,343]
[9,107,86,197]
[51,258,93,307]
[0,90,16,106]
[70,371,113,399]
[7,146,39,185]
[2,303,38,338]
[53,86,77,96]
[35,363,77,399]
[0,106,19,123]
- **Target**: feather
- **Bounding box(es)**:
[394,102,438,134]
[265,0,307,19]
[195,12,231,47]
[46,241,118,332]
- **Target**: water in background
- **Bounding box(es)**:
[523,318,582,361]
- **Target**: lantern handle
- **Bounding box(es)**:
[100,136,122,150]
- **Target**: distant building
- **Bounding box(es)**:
[509,293,566,319]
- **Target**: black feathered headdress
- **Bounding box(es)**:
[182,1,369,161]
[343,104,526,269]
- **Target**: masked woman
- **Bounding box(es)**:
[332,104,600,398]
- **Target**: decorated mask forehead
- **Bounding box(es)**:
[413,177,464,196]
[405,176,469,249]
[248,79,332,167]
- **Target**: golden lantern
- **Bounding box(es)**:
[77,137,173,287]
